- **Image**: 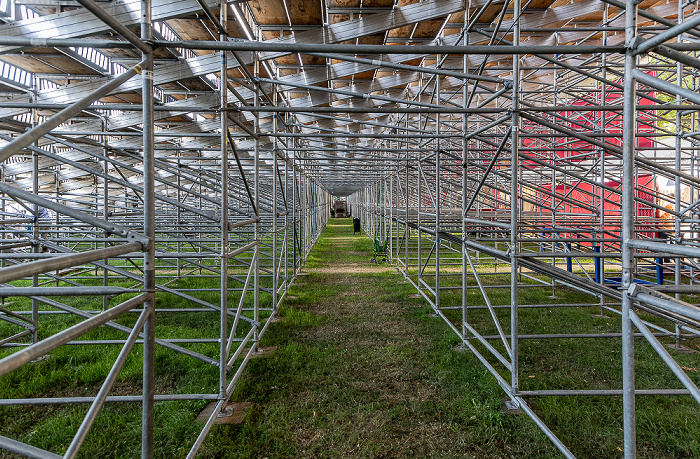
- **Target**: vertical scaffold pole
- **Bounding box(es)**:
[390,171,393,263]
[435,72,441,310]
[218,0,229,399]
[253,49,260,348]
[140,0,155,456]
[510,0,521,396]
[292,157,297,276]
[600,6,608,314]
[622,0,638,456]
[31,83,38,344]
[462,7,468,338]
[674,0,683,323]
[405,128,409,277]
[102,119,109,311]
[284,144,289,292]
[417,97,422,296]
[395,164,399,271]
[273,85,278,312]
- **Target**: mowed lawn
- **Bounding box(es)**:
[199,218,558,458]
[3,218,700,458]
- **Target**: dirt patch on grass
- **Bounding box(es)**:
[225,222,480,457]
[208,220,566,458]
[312,265,393,274]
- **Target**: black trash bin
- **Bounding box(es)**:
[353,217,361,234]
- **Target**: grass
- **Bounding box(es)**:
[2,218,700,457]
[394,228,700,457]
[0,262,260,457]
[195,219,560,458]
[199,219,700,458]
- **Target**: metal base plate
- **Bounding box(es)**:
[196,401,253,425]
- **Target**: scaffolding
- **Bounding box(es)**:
[0,0,699,457]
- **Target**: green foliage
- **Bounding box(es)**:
[648,57,698,136]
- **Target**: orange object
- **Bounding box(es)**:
[658,203,674,230]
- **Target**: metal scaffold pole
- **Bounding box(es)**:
[622,1,638,456]
[218,0,229,401]
[510,0,521,403]
[140,0,156,456]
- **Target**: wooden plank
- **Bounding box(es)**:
[248,0,289,26]
[288,0,323,25]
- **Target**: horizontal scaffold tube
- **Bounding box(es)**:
[0,242,143,284]
[627,239,700,259]
[155,41,626,56]
[240,106,506,114]
[629,285,700,325]
[0,293,151,378]
[0,287,132,297]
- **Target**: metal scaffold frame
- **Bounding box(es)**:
[350,1,700,457]
[0,1,330,457]
[0,0,699,457]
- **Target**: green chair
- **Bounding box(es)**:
[370,238,389,263]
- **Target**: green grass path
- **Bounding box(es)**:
[200,218,557,458]
[3,219,700,458]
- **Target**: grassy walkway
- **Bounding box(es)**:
[200,218,556,458]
